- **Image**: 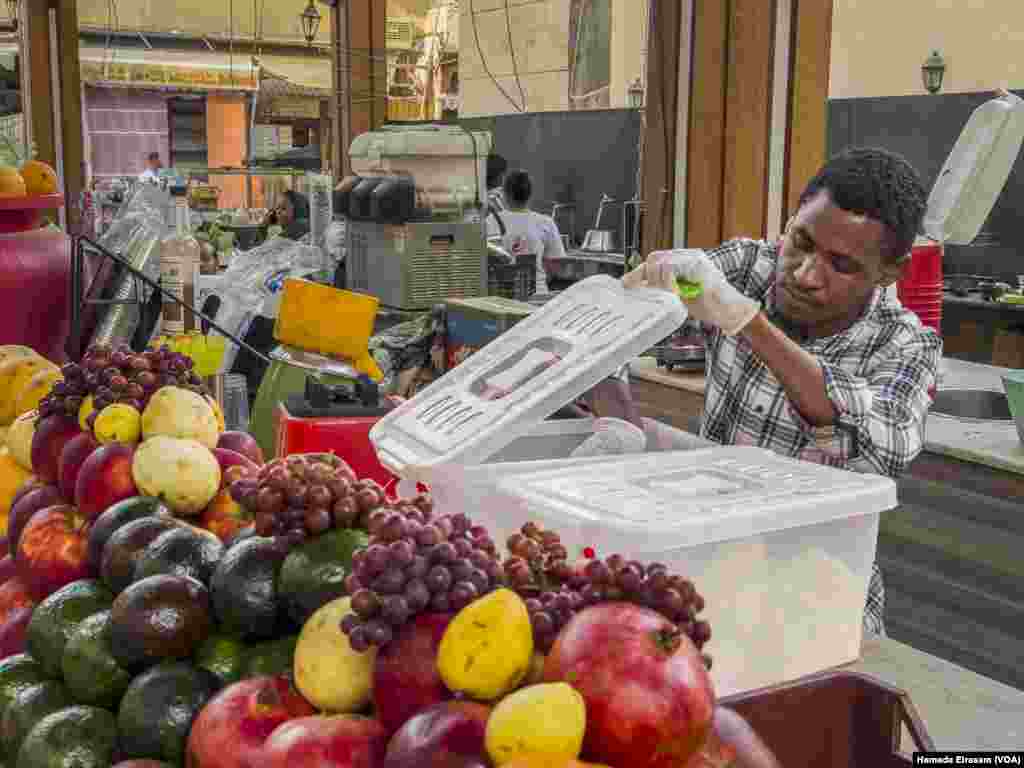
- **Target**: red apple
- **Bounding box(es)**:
[30,414,82,484]
[217,431,264,466]
[384,701,492,768]
[74,442,138,521]
[544,602,715,768]
[0,575,36,658]
[16,504,92,599]
[8,484,64,556]
[185,675,316,768]
[0,555,14,586]
[261,714,388,768]
[9,478,44,516]
[210,444,260,481]
[683,707,781,768]
[198,487,254,543]
[373,613,455,734]
[58,432,100,501]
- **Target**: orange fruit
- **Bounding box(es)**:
[19,160,58,195]
[0,166,26,198]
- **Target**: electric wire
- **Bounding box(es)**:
[503,0,526,111]
[468,0,523,113]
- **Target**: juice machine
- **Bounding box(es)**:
[338,124,493,310]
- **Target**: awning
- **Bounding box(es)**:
[79,46,259,91]
[255,54,331,121]
[257,54,332,96]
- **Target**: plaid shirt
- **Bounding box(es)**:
[683,238,942,635]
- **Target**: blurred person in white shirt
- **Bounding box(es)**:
[138,152,162,183]
[494,169,567,295]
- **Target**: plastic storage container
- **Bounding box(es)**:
[370,275,898,697]
[424,447,894,698]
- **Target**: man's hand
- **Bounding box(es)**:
[625,249,759,336]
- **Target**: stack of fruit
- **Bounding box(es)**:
[0,342,777,768]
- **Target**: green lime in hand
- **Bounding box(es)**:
[676,279,703,299]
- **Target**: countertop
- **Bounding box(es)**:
[630,356,1024,476]
[944,291,1024,312]
[853,636,1024,750]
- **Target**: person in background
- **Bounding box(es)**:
[138,152,162,183]
[485,153,508,239]
[497,169,567,295]
[626,146,942,636]
[264,189,311,241]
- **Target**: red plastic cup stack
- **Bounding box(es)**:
[897,240,943,399]
[897,241,944,333]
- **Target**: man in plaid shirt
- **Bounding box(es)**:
[629,147,942,635]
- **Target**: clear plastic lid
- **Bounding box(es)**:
[428,447,897,554]
[923,91,1024,245]
[370,275,687,478]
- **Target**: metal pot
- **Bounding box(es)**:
[581,229,618,253]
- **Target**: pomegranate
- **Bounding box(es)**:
[544,602,715,768]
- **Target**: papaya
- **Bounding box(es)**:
[0,356,56,426]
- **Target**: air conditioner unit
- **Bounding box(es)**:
[386,18,416,50]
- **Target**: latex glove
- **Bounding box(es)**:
[624,249,759,336]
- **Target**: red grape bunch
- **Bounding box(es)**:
[38,342,207,429]
[341,508,504,651]
[503,523,713,664]
[229,453,397,547]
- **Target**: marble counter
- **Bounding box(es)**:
[631,356,1024,476]
[929,358,1024,476]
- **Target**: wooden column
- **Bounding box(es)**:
[639,0,683,253]
[21,0,86,231]
[330,0,386,178]
[643,0,834,249]
[783,0,834,223]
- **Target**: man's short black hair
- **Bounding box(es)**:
[799,146,927,264]
[146,152,160,163]
[503,169,532,207]
[486,153,508,189]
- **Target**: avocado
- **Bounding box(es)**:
[15,705,119,768]
[61,609,132,709]
[117,661,218,764]
[278,528,369,625]
[194,633,247,688]
[101,516,182,593]
[0,654,47,717]
[210,537,288,639]
[0,680,73,760]
[110,574,212,672]
[243,634,298,679]
[86,496,171,572]
[24,580,114,677]
[133,525,225,585]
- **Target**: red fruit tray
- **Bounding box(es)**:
[720,670,934,767]
[0,194,65,234]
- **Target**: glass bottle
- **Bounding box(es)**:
[159,188,200,335]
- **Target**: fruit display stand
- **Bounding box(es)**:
[0,272,943,768]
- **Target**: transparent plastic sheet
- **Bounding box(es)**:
[88,186,170,347]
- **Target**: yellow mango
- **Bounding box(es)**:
[14,367,62,419]
[437,588,533,701]
[0,356,57,425]
[485,683,587,766]
[293,596,377,713]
